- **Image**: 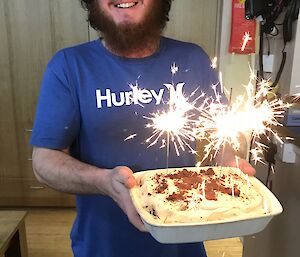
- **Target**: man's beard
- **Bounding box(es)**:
[91,1,167,56]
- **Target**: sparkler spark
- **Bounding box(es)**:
[129,83,146,107]
[124,134,137,141]
[211,57,218,69]
[292,92,300,102]
[285,137,294,141]
[171,62,179,76]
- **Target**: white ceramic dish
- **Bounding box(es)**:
[130,167,283,244]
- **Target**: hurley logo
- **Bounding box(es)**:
[95,83,185,109]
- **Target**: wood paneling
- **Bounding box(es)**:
[0,0,89,180]
[0,0,86,206]
[164,0,219,57]
[0,178,75,206]
[3,0,54,178]
[49,0,88,50]
[0,0,21,178]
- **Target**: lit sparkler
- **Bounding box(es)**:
[144,81,197,156]
[129,63,289,166]
[195,71,288,164]
[201,180,206,199]
[230,175,235,198]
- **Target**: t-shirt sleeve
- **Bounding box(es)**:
[30,50,80,149]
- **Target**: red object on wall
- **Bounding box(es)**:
[229,0,256,54]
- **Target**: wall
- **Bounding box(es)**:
[218,0,256,101]
[164,0,219,57]
[272,15,300,96]
[243,146,300,257]
[217,0,257,159]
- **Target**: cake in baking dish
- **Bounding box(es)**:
[135,167,268,224]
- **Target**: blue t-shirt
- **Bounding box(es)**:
[31,37,219,257]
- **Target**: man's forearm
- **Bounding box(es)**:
[32,147,145,230]
[32,147,110,195]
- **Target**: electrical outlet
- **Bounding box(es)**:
[263,54,274,73]
[274,139,296,163]
[254,54,274,73]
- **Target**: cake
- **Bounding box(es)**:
[134,167,269,224]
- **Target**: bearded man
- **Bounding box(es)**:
[30,1,255,257]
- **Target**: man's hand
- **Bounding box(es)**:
[214,141,256,176]
[225,158,256,176]
[104,166,146,232]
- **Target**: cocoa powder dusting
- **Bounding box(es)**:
[205,168,215,176]
[167,192,186,202]
[151,168,241,205]
[155,178,168,193]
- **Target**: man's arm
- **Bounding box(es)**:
[32,147,145,231]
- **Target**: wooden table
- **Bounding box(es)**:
[0,211,28,257]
